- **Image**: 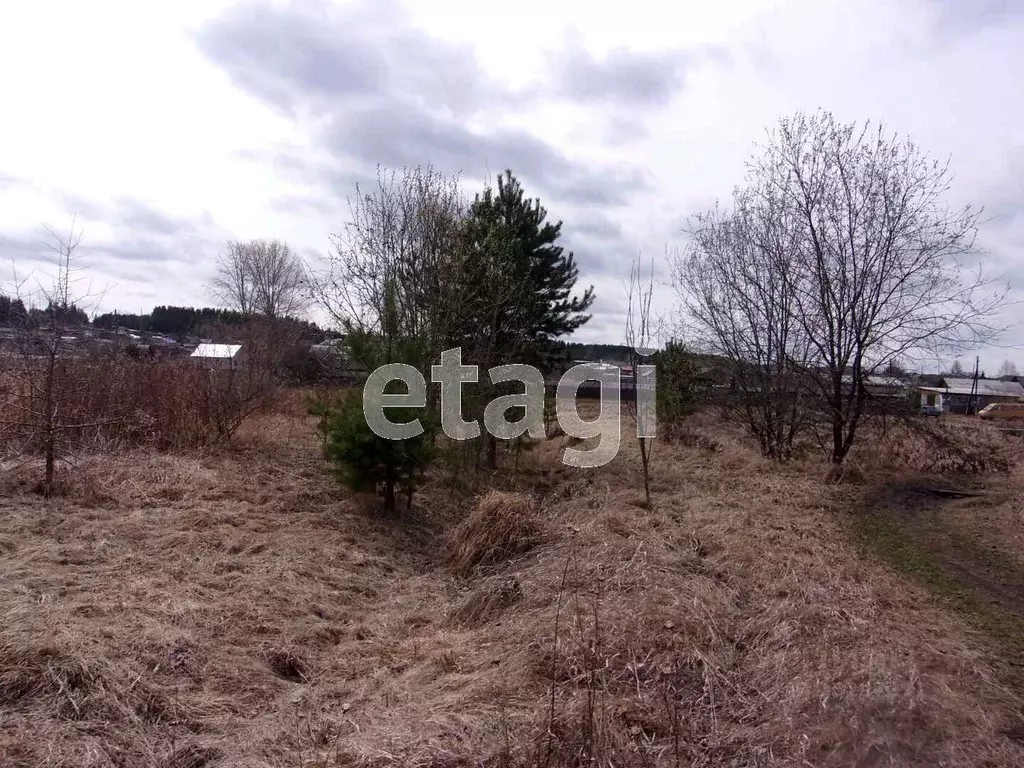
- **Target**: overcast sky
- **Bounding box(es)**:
[0,0,1021,371]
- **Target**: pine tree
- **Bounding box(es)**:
[461,169,595,369]
[456,170,596,468]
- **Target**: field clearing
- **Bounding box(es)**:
[2,397,1024,766]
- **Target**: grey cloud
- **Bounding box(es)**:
[970,149,1024,284]
[319,101,650,207]
[0,229,108,303]
[113,198,198,238]
[549,40,712,108]
[50,194,228,266]
[603,114,652,147]
[233,146,336,189]
[197,0,651,211]
[0,231,51,276]
[560,225,633,276]
[545,36,729,145]
[101,236,203,266]
[567,216,626,242]
[270,194,338,218]
[931,0,1021,37]
[195,0,521,121]
[60,192,109,221]
[0,192,229,308]
[0,173,31,192]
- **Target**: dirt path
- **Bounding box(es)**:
[856,480,1024,711]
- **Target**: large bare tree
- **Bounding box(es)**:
[675,193,814,460]
[308,165,509,374]
[212,238,306,319]
[674,110,1007,464]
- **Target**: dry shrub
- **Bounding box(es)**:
[0,356,278,456]
[850,419,1017,475]
[449,575,523,625]
[446,492,545,577]
[664,426,721,452]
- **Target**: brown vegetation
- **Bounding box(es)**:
[0,357,280,462]
[2,401,1024,766]
[446,491,547,578]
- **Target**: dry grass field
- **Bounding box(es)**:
[3,394,1024,767]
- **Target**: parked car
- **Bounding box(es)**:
[920,404,942,417]
[978,402,1024,421]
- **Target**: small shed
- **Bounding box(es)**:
[190,343,243,370]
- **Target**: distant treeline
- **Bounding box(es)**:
[0,295,90,327]
[556,341,635,361]
[92,306,335,340]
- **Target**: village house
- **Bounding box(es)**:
[190,343,244,371]
[918,377,1024,415]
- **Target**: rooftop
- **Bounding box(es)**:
[190,343,242,359]
[936,378,1024,397]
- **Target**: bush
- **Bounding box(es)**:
[0,357,276,460]
[312,390,436,514]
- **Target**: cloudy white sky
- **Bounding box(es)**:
[0,0,1021,371]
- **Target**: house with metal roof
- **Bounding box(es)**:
[190,343,243,370]
[863,375,908,399]
[918,377,1024,415]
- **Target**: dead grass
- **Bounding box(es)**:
[1,402,1023,766]
[445,491,547,578]
[448,575,524,626]
[846,416,1019,478]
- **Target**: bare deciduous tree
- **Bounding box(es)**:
[308,166,470,372]
[998,359,1018,378]
[674,194,813,460]
[213,239,306,319]
[307,165,480,510]
[674,110,1007,464]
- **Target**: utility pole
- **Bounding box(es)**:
[969,355,980,415]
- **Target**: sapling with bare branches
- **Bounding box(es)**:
[1,222,112,495]
[624,254,659,507]
[307,165,469,507]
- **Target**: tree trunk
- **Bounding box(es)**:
[639,438,651,507]
[44,435,55,497]
[384,470,396,513]
[831,415,845,464]
[486,434,497,469]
